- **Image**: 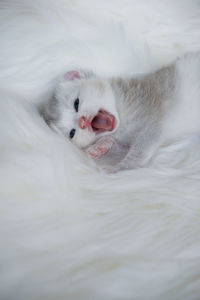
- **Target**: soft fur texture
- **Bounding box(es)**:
[0,1,200,299]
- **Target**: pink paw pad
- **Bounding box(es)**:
[86,137,115,159]
[63,70,81,81]
[87,146,108,158]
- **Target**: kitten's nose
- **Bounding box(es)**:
[78,116,91,129]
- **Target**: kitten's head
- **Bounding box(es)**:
[42,70,119,148]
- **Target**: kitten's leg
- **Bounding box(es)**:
[86,136,115,158]
[102,146,141,173]
[104,138,160,173]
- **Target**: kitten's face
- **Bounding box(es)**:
[44,71,119,148]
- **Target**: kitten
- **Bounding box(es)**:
[41,53,200,172]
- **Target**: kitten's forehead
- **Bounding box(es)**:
[81,79,106,97]
[56,79,81,107]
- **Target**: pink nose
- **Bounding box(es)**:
[78,116,91,129]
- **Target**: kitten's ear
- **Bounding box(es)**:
[63,70,82,81]
[63,69,94,81]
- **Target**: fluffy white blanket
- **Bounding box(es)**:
[1,1,200,299]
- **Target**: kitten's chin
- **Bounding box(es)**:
[91,109,116,134]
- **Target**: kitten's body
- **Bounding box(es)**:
[41,53,200,172]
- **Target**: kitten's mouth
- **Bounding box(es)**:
[91,109,116,134]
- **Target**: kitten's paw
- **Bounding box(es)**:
[86,137,115,159]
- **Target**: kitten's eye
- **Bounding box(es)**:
[69,128,76,139]
[74,98,79,112]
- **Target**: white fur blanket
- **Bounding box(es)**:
[0,1,200,299]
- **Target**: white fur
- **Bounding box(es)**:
[1,1,200,299]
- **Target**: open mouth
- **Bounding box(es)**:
[91,109,116,134]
